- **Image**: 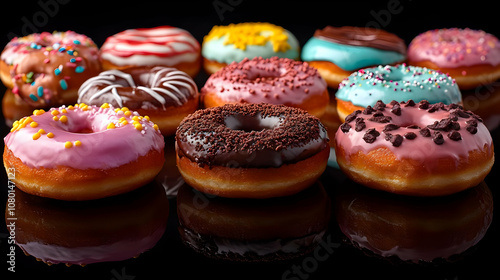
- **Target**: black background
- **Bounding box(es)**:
[1,0,499,279]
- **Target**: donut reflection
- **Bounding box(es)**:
[155,136,184,197]
[8,182,169,266]
[2,88,39,127]
[177,182,331,261]
[335,181,493,263]
[462,80,500,131]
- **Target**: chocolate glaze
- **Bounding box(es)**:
[78,66,198,111]
[175,103,329,168]
[315,26,407,55]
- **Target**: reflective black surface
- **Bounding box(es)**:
[1,1,499,279]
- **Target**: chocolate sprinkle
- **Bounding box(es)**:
[340,123,351,133]
[385,133,404,147]
[355,118,366,131]
[345,110,361,123]
[420,127,431,137]
[383,124,400,132]
[176,103,328,167]
[373,100,386,111]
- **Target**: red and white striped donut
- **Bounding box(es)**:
[100,26,201,77]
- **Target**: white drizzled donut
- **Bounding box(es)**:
[78,66,198,109]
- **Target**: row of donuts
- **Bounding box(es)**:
[1,23,497,201]
[2,24,500,115]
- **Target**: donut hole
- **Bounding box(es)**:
[224,114,281,132]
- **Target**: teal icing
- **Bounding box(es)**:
[335,65,462,108]
[202,31,300,64]
[301,37,405,71]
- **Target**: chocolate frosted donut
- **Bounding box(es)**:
[314,26,407,54]
[301,26,406,88]
[78,66,199,135]
[175,103,330,198]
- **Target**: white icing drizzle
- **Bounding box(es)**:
[77,67,198,108]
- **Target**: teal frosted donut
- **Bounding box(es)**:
[201,22,299,74]
[335,64,462,121]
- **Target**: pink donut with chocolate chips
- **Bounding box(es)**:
[201,56,329,118]
[335,99,494,196]
[408,28,500,89]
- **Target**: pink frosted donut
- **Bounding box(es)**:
[201,56,329,117]
[0,31,101,107]
[408,28,500,89]
[335,100,494,196]
[3,103,165,200]
[100,26,201,77]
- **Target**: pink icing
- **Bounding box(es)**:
[1,31,98,65]
[335,101,492,172]
[4,104,165,169]
[408,28,500,68]
[201,56,327,105]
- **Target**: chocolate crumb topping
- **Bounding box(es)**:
[340,122,351,133]
[448,131,462,141]
[176,103,328,167]
[404,132,417,140]
[420,127,431,137]
[339,100,485,147]
[363,128,380,143]
[345,110,361,123]
[433,132,445,145]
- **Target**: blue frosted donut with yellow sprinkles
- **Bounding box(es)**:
[335,64,462,121]
[201,22,300,74]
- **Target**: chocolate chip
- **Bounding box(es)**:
[368,113,392,123]
[427,103,445,113]
[448,131,462,141]
[390,103,401,116]
[433,132,445,145]
[420,127,431,137]
[340,123,351,133]
[345,110,361,123]
[355,118,366,131]
[466,119,478,127]
[466,125,478,134]
[363,128,380,143]
[404,132,417,140]
[418,100,430,109]
[390,134,403,147]
[363,106,374,115]
[427,118,455,132]
[383,124,400,132]
[373,100,386,111]
[404,100,416,107]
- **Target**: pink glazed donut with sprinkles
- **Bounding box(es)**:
[0,31,101,107]
[3,103,165,201]
[408,28,500,89]
[201,56,329,118]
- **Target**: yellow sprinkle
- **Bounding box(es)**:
[121,107,130,112]
[64,141,73,149]
[37,129,46,134]
[61,108,67,114]
[47,132,54,138]
[153,124,159,131]
[74,140,82,146]
[114,108,121,113]
[124,110,132,116]
[33,109,45,116]
[53,116,59,121]
[32,132,41,140]
[132,116,140,121]
[119,117,127,122]
[134,123,143,131]
[79,103,87,108]
[144,116,150,121]
[107,123,116,129]
[120,120,128,126]
[51,110,60,116]
[23,117,33,124]
[100,103,110,109]
[68,105,75,110]
[59,115,68,123]
[29,121,38,128]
